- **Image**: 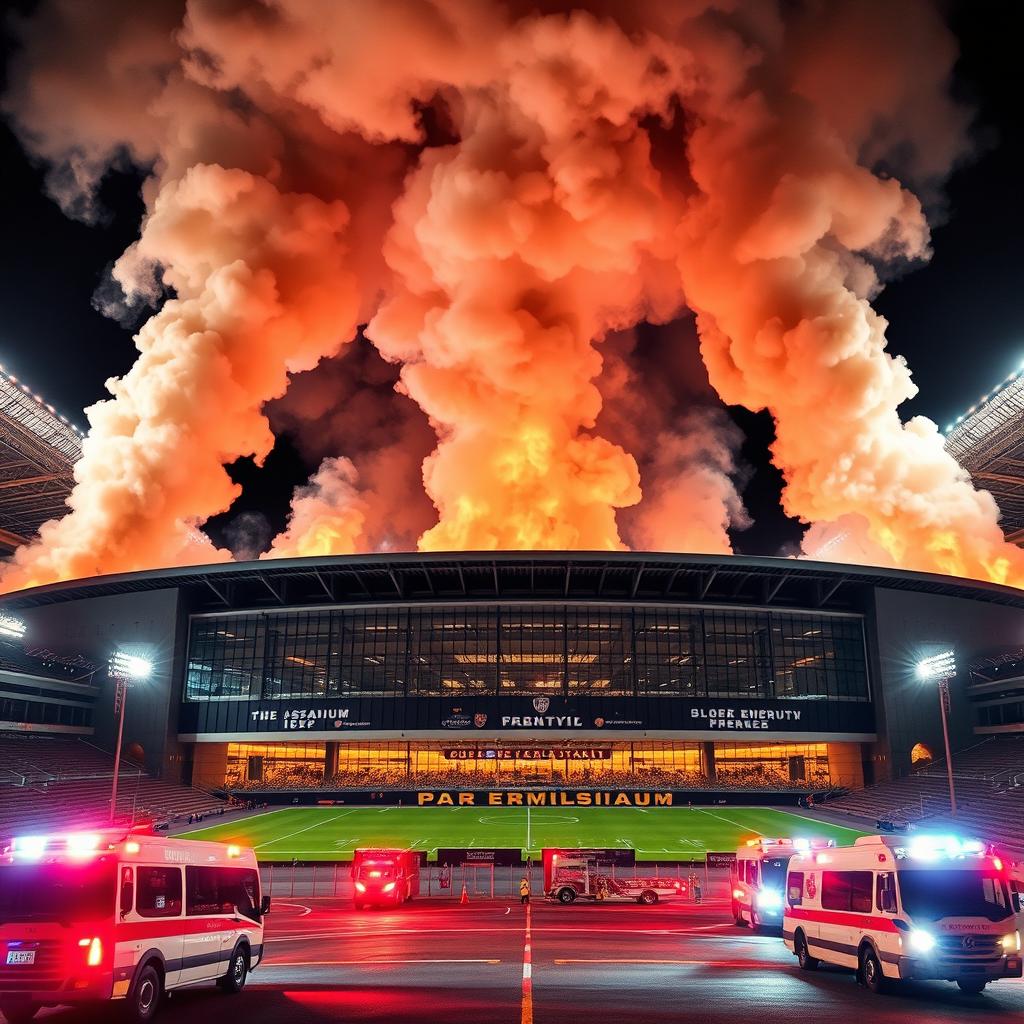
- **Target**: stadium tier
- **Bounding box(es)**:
[0,552,1023,825]
[945,367,1024,543]
[0,364,83,554]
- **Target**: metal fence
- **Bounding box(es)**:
[261,861,732,902]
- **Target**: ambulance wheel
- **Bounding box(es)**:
[749,909,761,931]
[733,904,747,927]
[795,931,819,971]
[126,963,163,1023]
[639,890,658,906]
[557,887,577,904]
[957,979,987,995]
[859,946,888,994]
[0,1002,40,1024]
[219,947,249,994]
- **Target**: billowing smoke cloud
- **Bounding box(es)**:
[3,0,1020,592]
[596,326,750,554]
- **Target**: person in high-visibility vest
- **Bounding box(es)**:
[519,876,531,905]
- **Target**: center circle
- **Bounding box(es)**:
[477,813,580,825]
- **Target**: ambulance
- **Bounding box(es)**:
[351,849,420,910]
[0,829,268,1023]
[731,838,834,930]
[783,834,1022,995]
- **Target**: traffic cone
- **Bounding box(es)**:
[460,883,469,904]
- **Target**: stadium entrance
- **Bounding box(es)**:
[190,739,863,792]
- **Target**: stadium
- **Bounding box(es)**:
[2,551,1023,860]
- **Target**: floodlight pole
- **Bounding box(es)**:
[937,677,957,817]
[110,678,128,824]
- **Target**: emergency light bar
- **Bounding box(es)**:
[9,831,123,860]
[745,838,835,851]
[894,835,986,861]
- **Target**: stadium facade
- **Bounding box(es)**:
[2,552,1024,801]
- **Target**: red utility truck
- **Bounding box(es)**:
[542,848,685,905]
[351,849,420,909]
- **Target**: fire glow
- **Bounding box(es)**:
[2,0,1020,593]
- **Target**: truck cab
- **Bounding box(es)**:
[351,849,419,909]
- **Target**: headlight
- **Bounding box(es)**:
[908,930,935,953]
[354,881,366,893]
[382,881,396,893]
[757,889,783,910]
[1002,932,1021,953]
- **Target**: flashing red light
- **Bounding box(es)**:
[993,857,1004,871]
[67,833,101,857]
[78,937,102,966]
[733,889,743,899]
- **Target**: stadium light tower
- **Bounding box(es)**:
[916,650,958,816]
[107,649,154,824]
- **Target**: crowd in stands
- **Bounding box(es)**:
[223,762,834,793]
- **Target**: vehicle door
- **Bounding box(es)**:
[874,871,900,972]
[182,866,232,984]
[218,867,262,964]
[820,870,867,968]
[132,865,184,987]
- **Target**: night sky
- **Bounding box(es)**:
[1,1,1020,557]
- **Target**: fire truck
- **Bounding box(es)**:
[0,829,268,1023]
[542,849,686,905]
[732,837,834,930]
[351,849,420,909]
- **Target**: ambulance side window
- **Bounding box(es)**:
[787,871,804,907]
[822,870,873,913]
[137,867,182,918]
[876,873,896,913]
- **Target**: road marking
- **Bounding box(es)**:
[255,810,356,849]
[521,902,533,1024]
[554,959,779,968]
[771,808,864,834]
[272,903,312,917]
[265,959,502,966]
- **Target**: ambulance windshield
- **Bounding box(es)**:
[0,862,116,924]
[898,870,1012,922]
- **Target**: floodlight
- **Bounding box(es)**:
[0,614,26,640]
[916,650,956,681]
[109,650,153,681]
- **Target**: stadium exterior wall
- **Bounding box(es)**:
[4,552,1024,790]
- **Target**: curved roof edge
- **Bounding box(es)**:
[3,550,1024,615]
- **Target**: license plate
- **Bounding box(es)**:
[6,950,35,965]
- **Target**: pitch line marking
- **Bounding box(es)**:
[255,809,356,848]
[692,806,764,835]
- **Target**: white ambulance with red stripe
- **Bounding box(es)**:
[731,837,834,930]
[0,829,268,1023]
[783,834,1022,995]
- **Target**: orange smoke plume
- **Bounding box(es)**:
[2,0,1020,592]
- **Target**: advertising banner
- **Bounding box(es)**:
[182,692,874,738]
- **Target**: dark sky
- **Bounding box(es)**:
[0,2,1020,557]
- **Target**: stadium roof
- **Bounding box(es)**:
[3,551,1024,616]
[945,368,1024,542]
[0,366,83,552]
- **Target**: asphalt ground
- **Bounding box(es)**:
[23,897,1024,1024]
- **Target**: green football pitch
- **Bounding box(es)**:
[181,805,865,862]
